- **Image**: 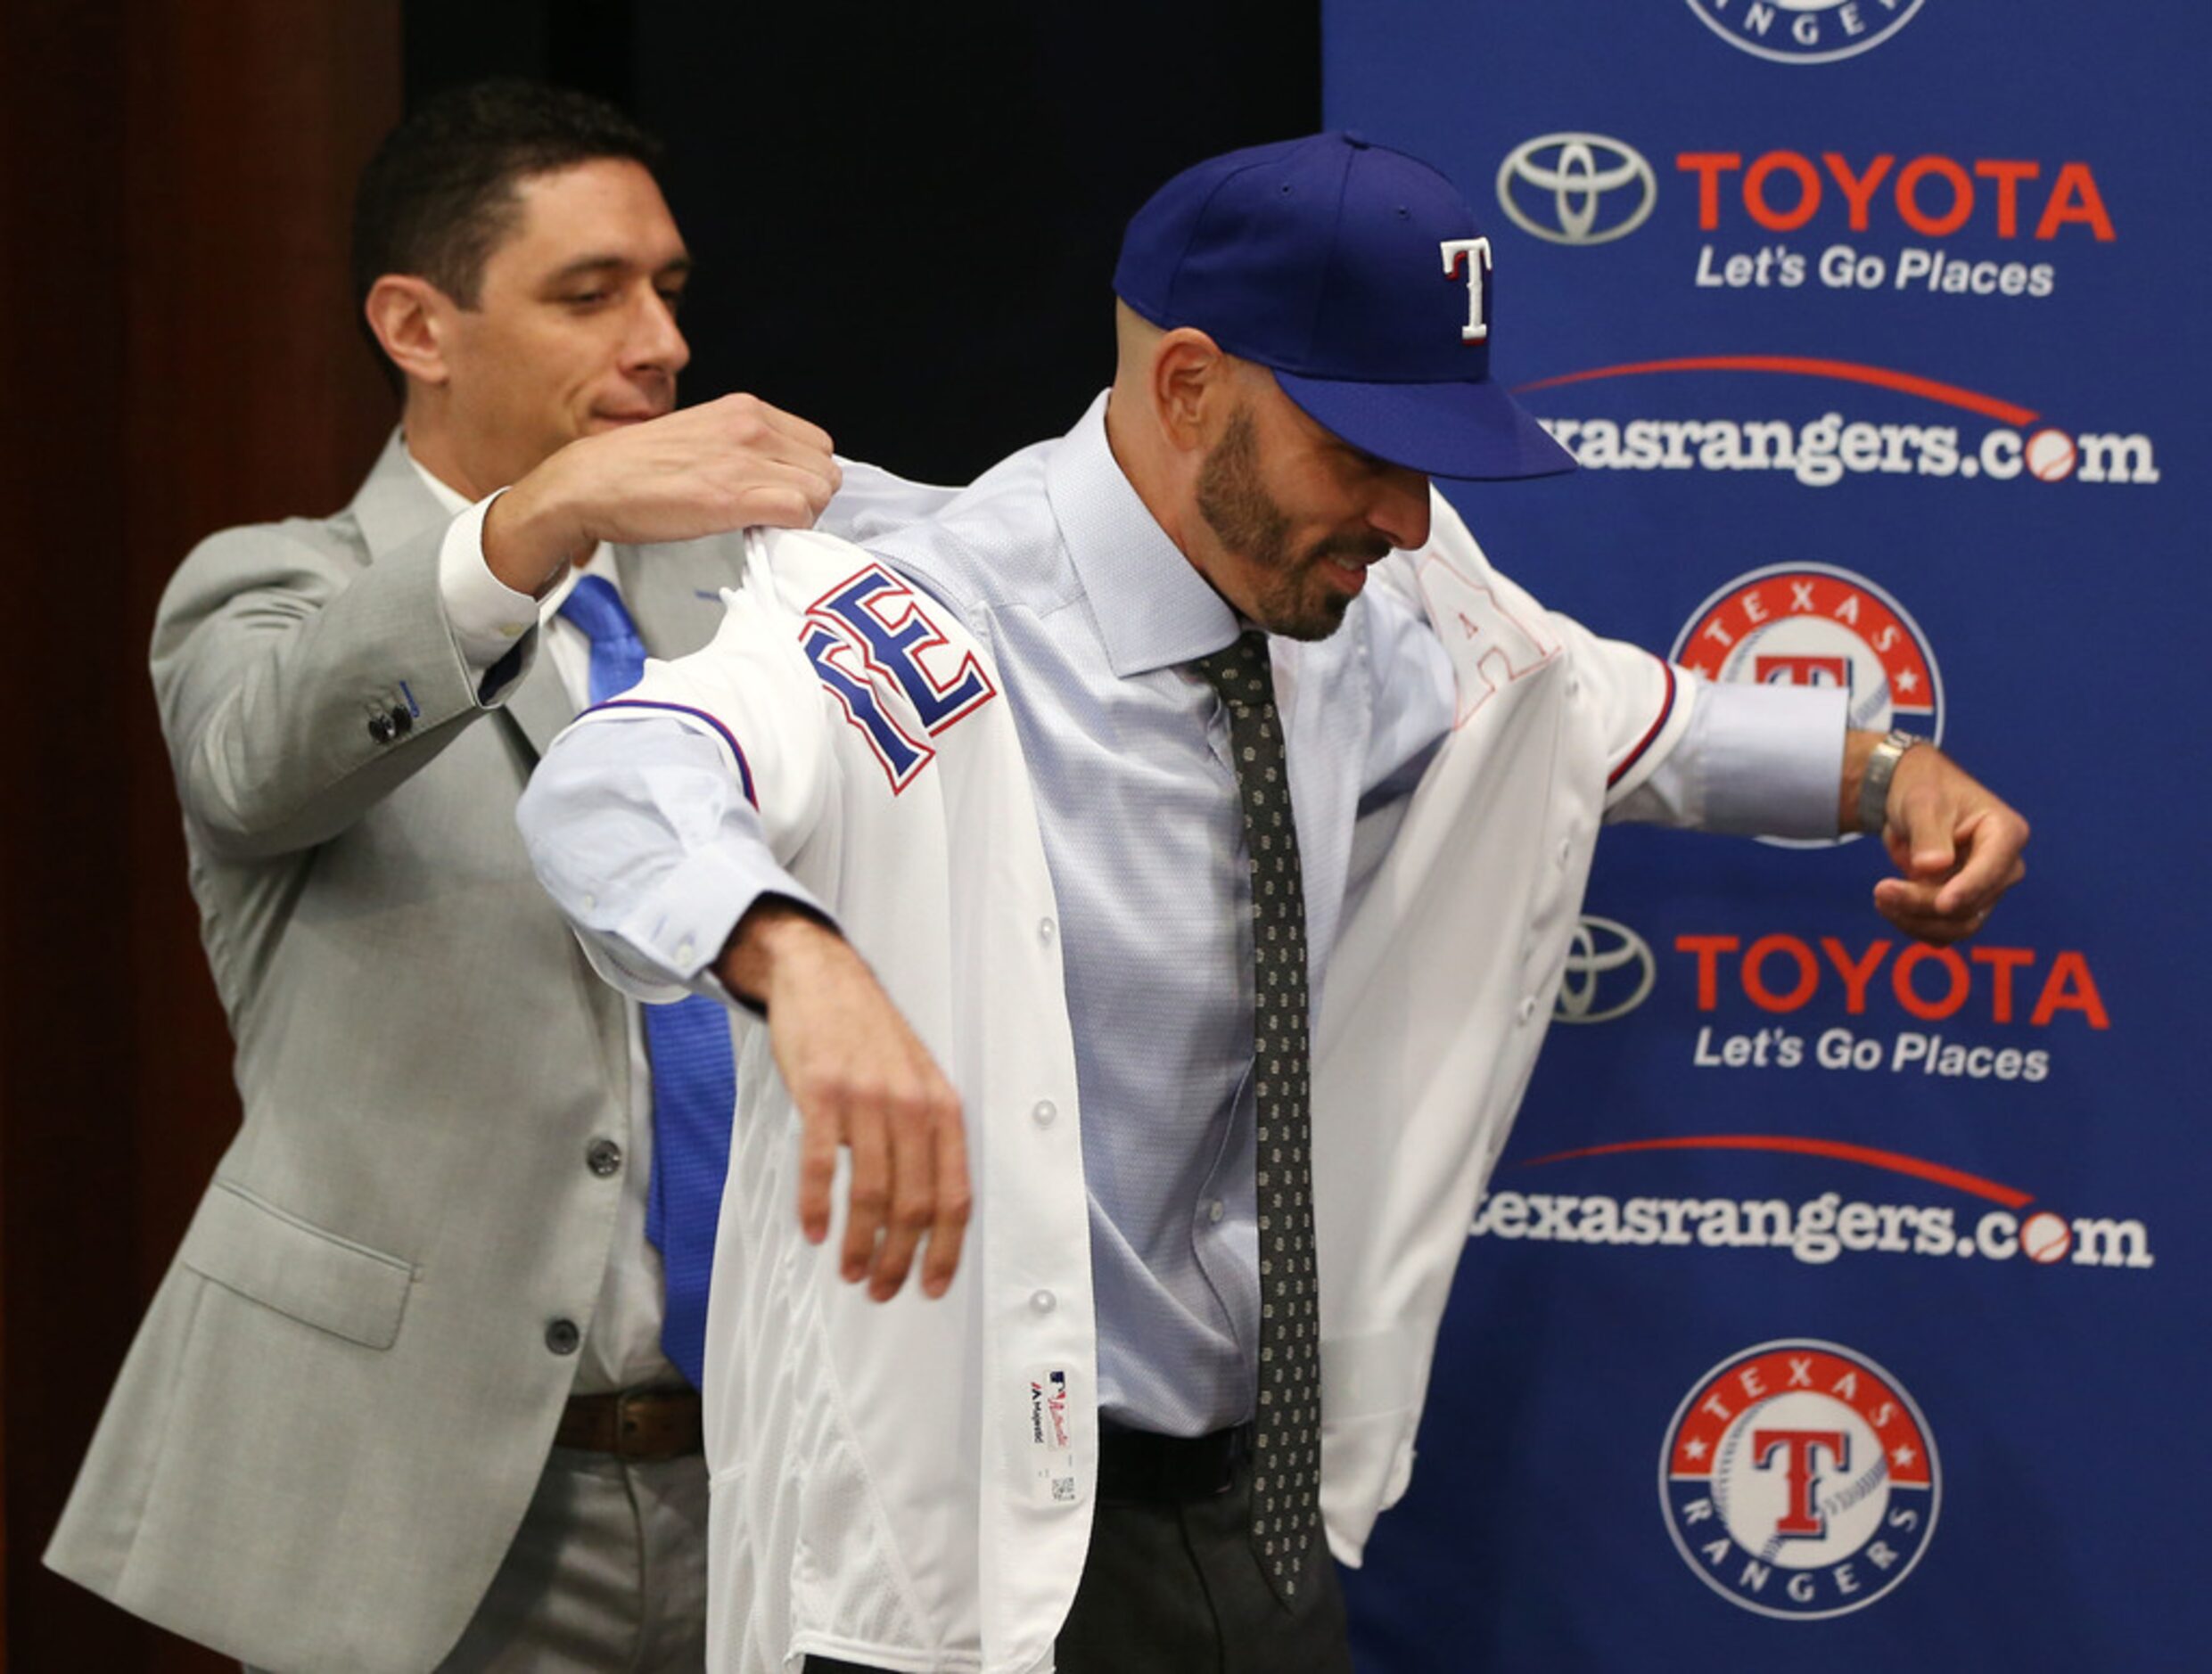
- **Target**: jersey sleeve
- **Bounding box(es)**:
[516,537,839,1005]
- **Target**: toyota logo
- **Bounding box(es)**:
[1554,915,1656,1024]
[1496,134,1657,247]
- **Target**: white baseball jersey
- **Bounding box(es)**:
[522,494,1837,1671]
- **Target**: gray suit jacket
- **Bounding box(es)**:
[45,435,753,1672]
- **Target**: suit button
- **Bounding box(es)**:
[545,1318,581,1355]
[587,1138,623,1177]
[366,713,394,743]
[389,705,414,737]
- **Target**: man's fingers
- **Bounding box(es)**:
[1932,847,2027,918]
[1930,808,2030,915]
[840,1107,891,1284]
[555,392,841,546]
[716,390,835,460]
[702,394,836,482]
[1872,882,1961,942]
[869,1075,969,1301]
[794,1094,843,1246]
[728,461,840,529]
[921,1105,973,1301]
[1874,857,2020,945]
[1869,746,2031,945]
[755,927,967,1301]
[863,1088,929,1300]
[1888,784,1958,879]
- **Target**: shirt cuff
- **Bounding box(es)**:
[437,488,541,677]
[606,839,832,998]
[1696,680,1849,838]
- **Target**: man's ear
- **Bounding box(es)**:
[364,275,456,389]
[1150,327,1233,454]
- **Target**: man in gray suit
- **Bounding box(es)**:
[46,81,939,1672]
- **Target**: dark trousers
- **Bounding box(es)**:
[808,1436,1351,1674]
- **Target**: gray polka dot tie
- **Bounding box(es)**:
[1192,629,1320,1605]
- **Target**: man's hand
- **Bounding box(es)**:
[720,899,970,1301]
[1845,734,2030,945]
[483,394,842,595]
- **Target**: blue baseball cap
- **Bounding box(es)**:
[1114,131,1575,481]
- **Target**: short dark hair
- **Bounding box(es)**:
[352,79,664,376]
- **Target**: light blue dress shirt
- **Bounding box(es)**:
[519,392,1844,1435]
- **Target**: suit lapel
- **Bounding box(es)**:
[502,538,741,764]
[617,537,744,663]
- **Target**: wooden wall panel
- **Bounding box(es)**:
[0,4,399,1667]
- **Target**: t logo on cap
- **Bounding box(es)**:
[1439,236,1492,343]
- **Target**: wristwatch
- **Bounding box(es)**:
[1856,728,1926,834]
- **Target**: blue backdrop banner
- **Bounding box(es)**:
[1323,4,2208,1669]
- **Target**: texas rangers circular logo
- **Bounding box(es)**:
[1660,1340,1939,1620]
[1686,0,1926,64]
[1673,563,1943,845]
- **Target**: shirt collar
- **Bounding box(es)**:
[405,444,472,517]
[1047,390,1240,677]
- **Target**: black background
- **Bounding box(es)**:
[407,0,1323,480]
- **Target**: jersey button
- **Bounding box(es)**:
[1030,1289,1057,1314]
[1032,1099,1057,1127]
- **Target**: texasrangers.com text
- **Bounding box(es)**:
[1534,411,2158,488]
[1468,1189,2153,1269]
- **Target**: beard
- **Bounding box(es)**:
[1195,406,1391,641]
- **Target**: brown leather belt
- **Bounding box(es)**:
[555,1387,703,1461]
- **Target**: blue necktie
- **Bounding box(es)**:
[557,573,734,1388]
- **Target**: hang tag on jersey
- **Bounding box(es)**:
[1024,1365,1081,1506]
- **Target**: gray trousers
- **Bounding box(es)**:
[809,1450,1352,1674]
[248,1444,709,1674]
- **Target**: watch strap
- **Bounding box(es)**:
[1856,728,1925,834]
